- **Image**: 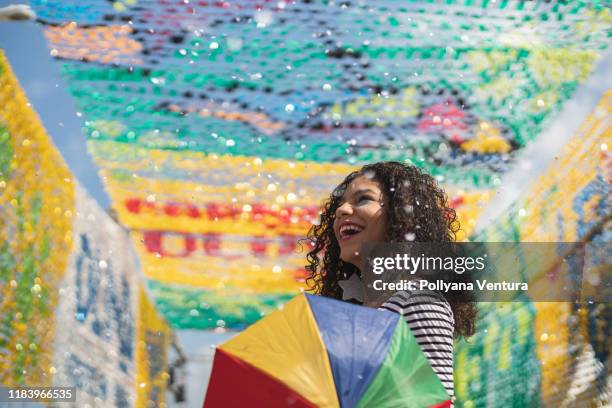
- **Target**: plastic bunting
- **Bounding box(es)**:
[136,285,173,408]
[0,50,75,386]
[204,293,451,408]
[0,49,173,407]
[29,0,611,328]
[457,90,611,407]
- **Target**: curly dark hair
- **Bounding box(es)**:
[304,161,477,338]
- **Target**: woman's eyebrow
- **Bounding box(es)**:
[338,188,379,204]
[341,188,378,201]
[352,188,377,196]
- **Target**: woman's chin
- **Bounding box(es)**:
[340,245,362,267]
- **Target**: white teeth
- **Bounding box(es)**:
[340,224,364,236]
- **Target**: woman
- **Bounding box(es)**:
[305,161,477,403]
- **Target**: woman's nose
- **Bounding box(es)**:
[336,202,353,217]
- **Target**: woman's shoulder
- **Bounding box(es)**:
[384,288,450,305]
[380,289,454,323]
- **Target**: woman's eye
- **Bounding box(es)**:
[357,196,374,204]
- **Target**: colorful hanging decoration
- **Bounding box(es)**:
[29,0,611,329]
[0,49,173,406]
[458,89,611,407]
[205,293,451,408]
[136,286,172,408]
[2,0,610,405]
[0,50,75,386]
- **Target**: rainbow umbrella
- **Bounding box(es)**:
[204,294,451,407]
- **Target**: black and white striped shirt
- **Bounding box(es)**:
[380,290,455,403]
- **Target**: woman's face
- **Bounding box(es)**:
[332,175,388,270]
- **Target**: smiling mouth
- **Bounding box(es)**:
[339,224,365,241]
